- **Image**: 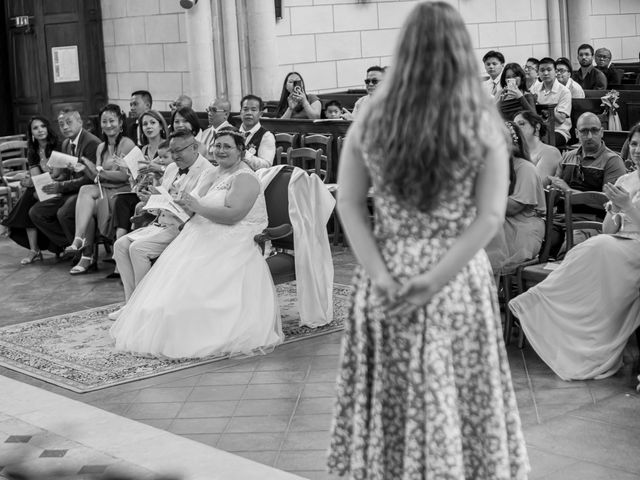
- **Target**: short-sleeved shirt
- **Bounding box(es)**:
[564,78,585,99]
[572,65,607,90]
[290,93,320,119]
[557,142,626,216]
[530,79,572,141]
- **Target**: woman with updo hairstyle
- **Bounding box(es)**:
[110,127,283,359]
[485,121,546,275]
[514,109,562,180]
[169,106,201,137]
[1,116,62,263]
[65,104,136,274]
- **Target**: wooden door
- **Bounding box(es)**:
[4,0,106,135]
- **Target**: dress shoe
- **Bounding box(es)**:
[70,255,98,275]
[108,307,124,321]
[20,250,43,265]
[64,237,87,254]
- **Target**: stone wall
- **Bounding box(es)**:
[101,0,189,112]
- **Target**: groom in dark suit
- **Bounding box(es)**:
[29,109,101,251]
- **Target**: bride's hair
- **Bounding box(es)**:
[215,128,246,152]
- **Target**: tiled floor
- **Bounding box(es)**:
[1,236,640,479]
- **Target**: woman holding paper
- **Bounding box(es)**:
[66,104,136,274]
[111,129,283,359]
[1,116,61,264]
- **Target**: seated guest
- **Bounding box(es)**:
[169,106,201,138]
[274,72,321,119]
[524,57,541,92]
[169,94,193,113]
[572,43,607,90]
[341,66,385,120]
[482,50,505,97]
[238,94,275,170]
[486,121,545,274]
[546,112,626,256]
[324,100,343,119]
[514,110,562,179]
[595,48,623,86]
[109,110,170,245]
[510,125,640,381]
[28,109,100,253]
[496,62,536,120]
[110,129,283,359]
[195,97,233,162]
[2,116,61,263]
[110,130,214,319]
[65,104,136,274]
[127,90,152,145]
[530,57,572,147]
[555,57,585,98]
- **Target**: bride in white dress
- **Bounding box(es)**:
[110,130,283,359]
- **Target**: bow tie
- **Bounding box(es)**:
[178,167,190,175]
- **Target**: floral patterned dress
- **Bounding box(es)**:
[328,152,530,479]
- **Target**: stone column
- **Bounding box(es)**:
[547,0,569,59]
[566,0,592,67]
[184,1,216,109]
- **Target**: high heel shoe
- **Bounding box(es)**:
[70,255,98,275]
[20,250,43,265]
[65,237,87,254]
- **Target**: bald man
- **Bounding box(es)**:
[170,94,193,113]
[594,48,623,86]
[195,97,233,163]
[546,112,626,256]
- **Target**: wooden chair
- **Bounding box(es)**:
[286,147,325,179]
[513,190,607,347]
[301,133,333,184]
[0,141,29,212]
[501,188,557,345]
[256,165,296,285]
[275,133,299,165]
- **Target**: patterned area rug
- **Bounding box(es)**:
[0,282,351,393]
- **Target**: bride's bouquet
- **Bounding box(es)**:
[600,89,622,131]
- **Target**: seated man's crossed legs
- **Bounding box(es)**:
[29,194,79,251]
[111,224,180,319]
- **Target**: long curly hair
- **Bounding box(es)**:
[98,104,127,163]
[26,115,58,162]
[358,1,501,213]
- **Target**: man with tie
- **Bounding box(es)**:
[110,130,213,319]
[195,97,233,163]
[482,50,505,98]
[29,109,100,252]
[238,94,275,170]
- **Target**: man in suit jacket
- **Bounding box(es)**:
[29,109,101,251]
[110,130,213,318]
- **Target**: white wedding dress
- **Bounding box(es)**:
[110,168,283,359]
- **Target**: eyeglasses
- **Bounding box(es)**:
[595,55,610,60]
[556,68,570,74]
[207,107,226,114]
[364,79,380,85]
[169,142,196,155]
[577,127,602,136]
[524,65,538,72]
[213,144,236,152]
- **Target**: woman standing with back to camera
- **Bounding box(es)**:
[328,2,529,479]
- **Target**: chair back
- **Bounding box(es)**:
[537,188,558,263]
[275,133,299,165]
[301,133,333,183]
[286,147,326,180]
[564,190,608,250]
[0,140,28,162]
[263,165,294,251]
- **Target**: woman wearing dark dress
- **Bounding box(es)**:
[274,72,322,119]
[1,116,61,264]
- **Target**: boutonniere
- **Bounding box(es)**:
[247,145,257,156]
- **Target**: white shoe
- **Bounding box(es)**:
[108,307,124,321]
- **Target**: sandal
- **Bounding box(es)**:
[20,250,43,265]
[65,237,87,254]
[70,255,98,275]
